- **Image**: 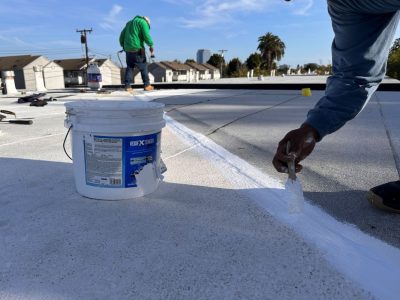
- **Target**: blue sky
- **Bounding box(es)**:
[0,0,398,67]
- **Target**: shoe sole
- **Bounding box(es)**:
[367,191,400,214]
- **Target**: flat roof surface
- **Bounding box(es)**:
[0,87,399,299]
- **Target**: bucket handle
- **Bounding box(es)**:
[63,125,73,161]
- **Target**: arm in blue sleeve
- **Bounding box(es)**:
[306,3,400,140]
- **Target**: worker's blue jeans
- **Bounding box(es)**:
[124,51,150,88]
[306,0,400,139]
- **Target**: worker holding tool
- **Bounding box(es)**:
[119,16,154,92]
[274,0,400,212]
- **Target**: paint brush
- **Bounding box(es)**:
[285,141,304,213]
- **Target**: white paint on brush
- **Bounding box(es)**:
[285,179,304,213]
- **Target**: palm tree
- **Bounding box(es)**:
[257,32,286,72]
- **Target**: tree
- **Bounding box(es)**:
[387,38,400,80]
[227,58,243,76]
[390,37,400,53]
[315,64,332,75]
[257,32,286,72]
[207,54,225,69]
[278,64,290,75]
[185,59,196,64]
[303,63,319,72]
[245,52,262,71]
[207,54,226,76]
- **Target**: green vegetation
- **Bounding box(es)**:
[184,32,333,78]
[387,38,400,80]
[207,54,225,69]
[257,32,286,72]
[226,58,247,77]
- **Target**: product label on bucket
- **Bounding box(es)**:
[84,133,159,188]
[84,136,123,187]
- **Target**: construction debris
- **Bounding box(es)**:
[17,93,57,107]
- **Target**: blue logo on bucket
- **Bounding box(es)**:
[124,133,158,187]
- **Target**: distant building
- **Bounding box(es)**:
[196,49,211,64]
[201,63,221,80]
[185,61,211,80]
[54,58,121,86]
[54,58,86,85]
[0,55,64,90]
[159,61,195,82]
[148,63,173,83]
[96,59,121,86]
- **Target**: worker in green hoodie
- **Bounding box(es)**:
[119,16,154,92]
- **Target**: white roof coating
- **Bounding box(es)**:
[0,87,399,299]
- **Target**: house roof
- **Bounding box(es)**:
[201,63,219,71]
[148,62,171,71]
[186,61,209,71]
[0,55,42,70]
[54,58,120,70]
[53,58,90,71]
[160,61,191,71]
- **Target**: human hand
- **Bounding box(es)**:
[149,47,154,56]
[272,123,319,173]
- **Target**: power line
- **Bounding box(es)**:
[89,49,112,59]
[0,48,82,52]
[0,48,83,55]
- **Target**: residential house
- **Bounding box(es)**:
[148,63,173,83]
[0,55,64,90]
[186,61,212,80]
[53,58,86,85]
[55,58,121,86]
[96,59,121,85]
[201,63,221,80]
[159,61,195,82]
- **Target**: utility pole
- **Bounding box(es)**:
[76,28,93,73]
[218,49,227,78]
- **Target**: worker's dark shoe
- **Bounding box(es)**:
[367,181,400,213]
[144,85,154,91]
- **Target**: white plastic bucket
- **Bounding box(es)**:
[64,100,165,200]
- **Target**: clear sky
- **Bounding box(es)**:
[0,0,399,67]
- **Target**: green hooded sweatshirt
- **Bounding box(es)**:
[119,16,154,51]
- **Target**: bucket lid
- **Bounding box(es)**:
[65,100,164,117]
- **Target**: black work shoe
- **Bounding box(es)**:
[367,181,400,213]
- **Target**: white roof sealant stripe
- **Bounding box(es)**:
[165,114,400,300]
